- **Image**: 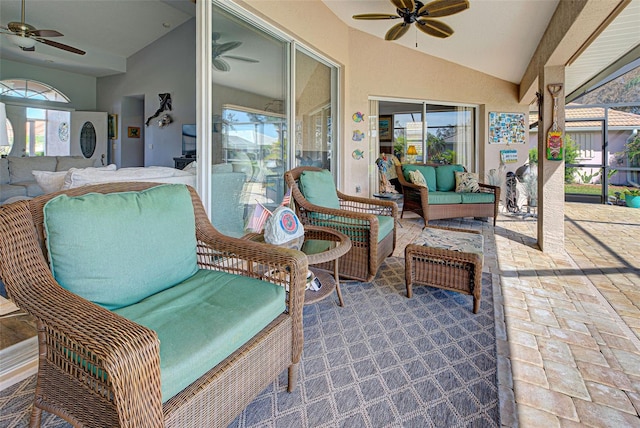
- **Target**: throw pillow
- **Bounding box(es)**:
[61,164,117,189]
[408,169,427,187]
[43,184,198,310]
[32,170,68,193]
[455,171,480,193]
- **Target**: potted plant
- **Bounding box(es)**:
[623,188,640,208]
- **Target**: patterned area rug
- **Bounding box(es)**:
[0,257,499,428]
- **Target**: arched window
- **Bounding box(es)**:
[0,79,70,103]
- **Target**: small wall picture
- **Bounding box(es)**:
[379,115,392,142]
[489,112,526,144]
[128,126,141,138]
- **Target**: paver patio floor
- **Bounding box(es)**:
[395,202,640,427]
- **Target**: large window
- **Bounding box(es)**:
[0,79,70,103]
[380,101,476,170]
[24,108,71,156]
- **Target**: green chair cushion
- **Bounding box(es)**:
[428,191,463,205]
[299,170,340,209]
[435,164,465,192]
[43,184,198,310]
[311,214,393,243]
[402,165,436,192]
[461,192,495,204]
[114,269,286,402]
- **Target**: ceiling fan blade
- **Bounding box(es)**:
[36,38,86,55]
[29,29,63,37]
[416,18,454,38]
[215,41,242,54]
[419,0,469,17]
[222,55,259,63]
[390,0,415,11]
[385,22,410,41]
[213,58,230,72]
[353,13,400,20]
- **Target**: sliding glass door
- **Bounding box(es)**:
[203,3,339,237]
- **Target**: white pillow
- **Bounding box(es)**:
[32,170,68,193]
[61,164,117,190]
[408,170,427,187]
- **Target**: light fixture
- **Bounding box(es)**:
[9,34,36,49]
[0,103,10,153]
[407,145,418,163]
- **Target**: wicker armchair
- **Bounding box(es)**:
[0,182,307,428]
[396,163,500,226]
[284,166,397,282]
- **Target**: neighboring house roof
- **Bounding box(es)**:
[530,104,640,130]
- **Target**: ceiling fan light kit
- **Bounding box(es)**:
[1,0,85,55]
[353,0,469,41]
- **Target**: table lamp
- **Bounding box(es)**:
[407,145,418,163]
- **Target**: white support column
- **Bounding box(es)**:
[537,65,565,253]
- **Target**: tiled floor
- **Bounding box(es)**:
[395,204,640,427]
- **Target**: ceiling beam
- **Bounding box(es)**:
[518,0,629,104]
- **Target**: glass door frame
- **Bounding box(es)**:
[195,0,340,217]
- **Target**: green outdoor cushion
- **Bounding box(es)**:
[114,268,286,402]
[313,214,393,243]
[43,184,198,310]
[461,192,495,204]
[428,191,463,205]
[299,170,340,209]
[435,164,465,192]
[402,165,436,192]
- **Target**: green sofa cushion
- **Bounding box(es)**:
[461,192,495,204]
[402,165,436,192]
[428,191,463,205]
[435,164,465,192]
[114,269,286,402]
[299,170,340,209]
[43,184,198,310]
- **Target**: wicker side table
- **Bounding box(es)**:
[405,225,484,313]
[244,226,351,306]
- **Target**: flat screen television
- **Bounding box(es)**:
[182,124,196,157]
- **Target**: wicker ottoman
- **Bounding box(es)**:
[405,225,484,313]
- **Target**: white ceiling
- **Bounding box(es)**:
[1,0,638,100]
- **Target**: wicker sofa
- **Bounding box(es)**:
[0,182,307,428]
[396,163,500,226]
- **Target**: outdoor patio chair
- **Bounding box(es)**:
[284,166,397,282]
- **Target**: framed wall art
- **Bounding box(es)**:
[108,114,118,140]
[128,126,141,138]
[379,115,393,142]
[488,112,526,145]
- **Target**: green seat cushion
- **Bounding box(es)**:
[428,191,463,205]
[435,164,465,192]
[402,165,436,192]
[311,214,393,243]
[299,170,340,209]
[43,184,198,310]
[114,269,286,402]
[461,192,495,204]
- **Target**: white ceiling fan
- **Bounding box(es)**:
[0,0,85,55]
[212,32,258,72]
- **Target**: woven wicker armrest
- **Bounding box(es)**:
[0,201,165,427]
[336,190,398,218]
